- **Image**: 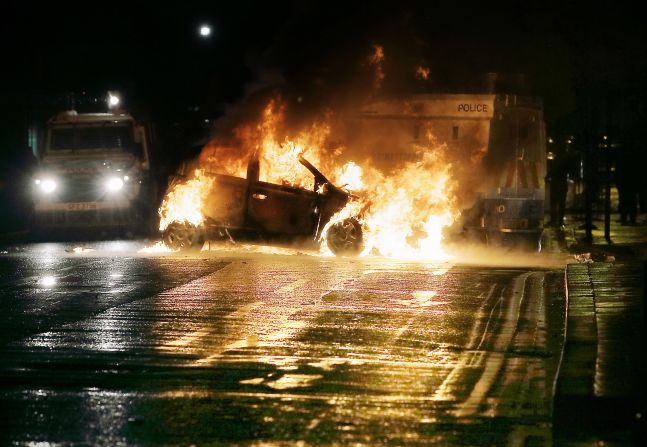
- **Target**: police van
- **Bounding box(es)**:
[32,109,154,233]
[355,93,546,249]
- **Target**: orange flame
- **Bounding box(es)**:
[157,98,458,260]
[158,169,213,231]
[367,44,385,89]
[138,241,175,254]
[415,65,430,81]
[322,138,457,260]
[227,100,342,190]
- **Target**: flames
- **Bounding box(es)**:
[415,65,431,81]
[158,169,214,231]
[367,44,385,89]
[155,98,458,261]
[199,100,343,191]
[321,139,456,260]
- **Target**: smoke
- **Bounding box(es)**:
[446,241,569,269]
[159,3,508,253]
[192,45,493,235]
[201,2,443,136]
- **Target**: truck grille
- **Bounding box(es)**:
[57,175,107,202]
[36,208,133,226]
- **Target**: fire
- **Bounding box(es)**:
[335,161,364,191]
[322,141,456,260]
[367,44,385,89]
[368,44,385,65]
[415,65,430,81]
[202,100,340,191]
[158,169,213,231]
[138,241,175,254]
[198,144,248,178]
[156,98,458,261]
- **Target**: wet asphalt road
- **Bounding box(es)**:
[0,242,565,446]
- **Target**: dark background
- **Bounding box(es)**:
[1,0,645,230]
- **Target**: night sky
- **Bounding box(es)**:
[1,0,645,170]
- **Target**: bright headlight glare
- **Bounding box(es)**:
[39,179,57,194]
[108,92,120,109]
[106,177,124,192]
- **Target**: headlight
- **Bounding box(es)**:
[35,178,57,194]
[105,177,124,192]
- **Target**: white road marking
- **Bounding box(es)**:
[393,291,439,340]
[160,301,263,352]
[191,265,364,366]
[276,278,310,294]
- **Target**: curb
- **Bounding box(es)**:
[553,263,643,445]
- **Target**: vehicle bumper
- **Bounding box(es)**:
[34,201,136,227]
[467,197,544,233]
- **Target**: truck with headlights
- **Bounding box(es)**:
[32,110,153,232]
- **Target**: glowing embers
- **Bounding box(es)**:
[415,66,431,81]
[367,44,385,89]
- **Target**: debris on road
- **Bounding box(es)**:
[573,253,593,263]
[573,252,615,263]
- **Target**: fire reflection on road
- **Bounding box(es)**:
[0,247,563,445]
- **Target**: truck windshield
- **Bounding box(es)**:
[50,125,136,153]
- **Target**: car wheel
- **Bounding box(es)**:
[162,221,206,251]
[326,217,363,256]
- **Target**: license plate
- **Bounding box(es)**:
[66,202,98,211]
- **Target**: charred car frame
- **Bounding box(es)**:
[162,155,363,256]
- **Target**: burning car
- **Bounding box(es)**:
[160,155,364,256]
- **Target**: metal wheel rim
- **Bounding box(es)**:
[327,218,363,255]
[164,222,203,250]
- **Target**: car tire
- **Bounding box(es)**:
[326,217,364,256]
[162,221,206,251]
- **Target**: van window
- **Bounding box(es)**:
[50,124,136,152]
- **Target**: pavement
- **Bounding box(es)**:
[0,247,566,445]
[0,215,647,446]
[547,213,647,446]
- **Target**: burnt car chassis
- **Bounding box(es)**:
[162,156,364,256]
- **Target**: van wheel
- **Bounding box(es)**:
[162,221,205,251]
[326,218,363,256]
